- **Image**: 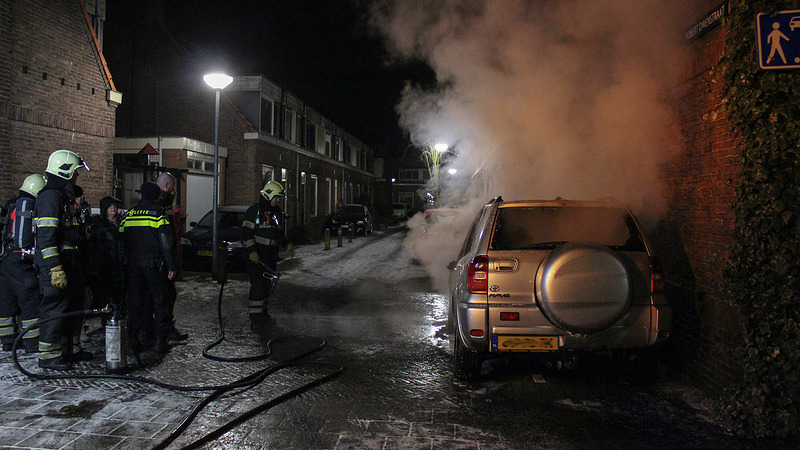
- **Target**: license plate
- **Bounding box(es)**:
[197,250,212,257]
[492,335,559,351]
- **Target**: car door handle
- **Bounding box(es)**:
[494,259,518,272]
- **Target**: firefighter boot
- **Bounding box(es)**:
[39,356,73,371]
[154,334,170,354]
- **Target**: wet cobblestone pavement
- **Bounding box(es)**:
[0,227,791,449]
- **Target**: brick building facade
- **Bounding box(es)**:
[105,5,376,237]
[654,0,743,394]
[0,0,118,203]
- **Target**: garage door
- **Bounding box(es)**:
[186,174,215,226]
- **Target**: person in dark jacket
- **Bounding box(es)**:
[91,196,125,310]
[155,172,188,342]
[120,182,177,353]
[242,180,285,332]
[34,150,91,370]
[0,174,45,353]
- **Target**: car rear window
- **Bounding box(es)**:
[197,211,245,228]
[490,206,645,251]
[339,205,363,215]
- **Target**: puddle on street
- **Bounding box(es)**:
[47,400,105,418]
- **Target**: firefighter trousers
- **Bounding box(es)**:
[36,252,83,361]
[0,255,40,351]
[127,264,171,343]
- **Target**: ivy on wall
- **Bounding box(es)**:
[719,0,800,440]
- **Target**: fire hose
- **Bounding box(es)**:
[9,271,344,450]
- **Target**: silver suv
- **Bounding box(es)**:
[448,198,671,380]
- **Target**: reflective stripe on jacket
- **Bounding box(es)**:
[120,200,176,271]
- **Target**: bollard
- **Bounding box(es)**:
[337,227,343,247]
[348,224,354,243]
[324,228,331,250]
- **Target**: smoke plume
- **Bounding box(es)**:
[371,0,687,292]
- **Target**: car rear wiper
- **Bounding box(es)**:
[520,241,568,250]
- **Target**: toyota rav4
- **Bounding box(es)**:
[448,197,671,380]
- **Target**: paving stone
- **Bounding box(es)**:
[16,429,81,449]
[108,419,170,438]
[0,426,38,446]
[66,433,125,449]
[65,417,126,435]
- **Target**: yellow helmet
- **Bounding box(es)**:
[20,174,46,197]
[46,149,89,180]
[260,180,285,201]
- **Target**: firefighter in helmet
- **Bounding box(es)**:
[242,180,285,332]
[0,174,46,354]
[34,150,91,370]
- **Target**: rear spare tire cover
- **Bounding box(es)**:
[535,241,631,334]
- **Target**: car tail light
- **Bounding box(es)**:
[649,256,665,294]
[470,329,484,338]
[499,312,519,321]
[467,255,489,294]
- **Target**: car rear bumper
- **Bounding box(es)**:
[457,302,671,353]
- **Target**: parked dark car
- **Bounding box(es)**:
[181,205,249,272]
[324,203,373,235]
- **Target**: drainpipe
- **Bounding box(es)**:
[295,152,300,228]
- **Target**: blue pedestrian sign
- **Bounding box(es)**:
[757,10,800,70]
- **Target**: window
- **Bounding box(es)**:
[305,122,317,151]
[260,98,273,135]
[325,132,332,157]
[261,165,274,186]
[334,179,339,209]
[295,114,303,144]
[399,169,423,180]
[284,107,294,142]
[325,178,332,214]
[343,143,351,165]
[310,175,318,216]
[332,137,340,161]
[489,207,644,251]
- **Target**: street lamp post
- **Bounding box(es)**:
[203,72,233,281]
[420,142,450,206]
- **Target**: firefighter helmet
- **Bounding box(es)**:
[19,174,46,198]
[260,180,285,201]
[45,149,89,180]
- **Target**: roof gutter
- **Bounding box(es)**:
[78,0,116,91]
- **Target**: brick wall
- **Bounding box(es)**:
[653,0,744,395]
[1,0,117,203]
[0,1,13,194]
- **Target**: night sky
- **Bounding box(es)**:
[103,0,435,157]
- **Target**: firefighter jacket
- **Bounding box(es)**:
[33,179,85,272]
[2,192,36,258]
[120,199,176,271]
[242,200,285,262]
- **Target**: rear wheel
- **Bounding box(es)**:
[453,334,483,381]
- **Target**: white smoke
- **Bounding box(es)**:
[371,1,687,292]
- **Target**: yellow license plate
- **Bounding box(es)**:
[197,250,212,256]
[494,335,559,351]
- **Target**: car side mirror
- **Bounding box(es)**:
[447,261,457,271]
[189,221,197,227]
